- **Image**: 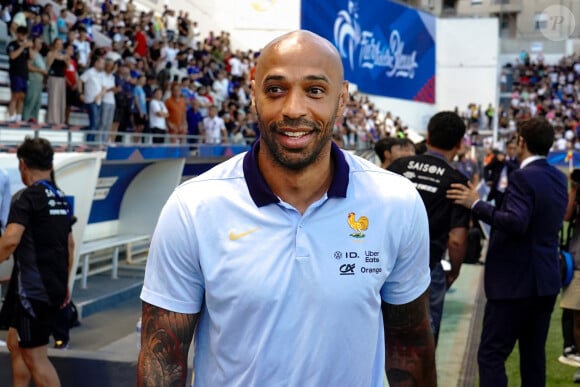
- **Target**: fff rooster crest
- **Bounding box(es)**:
[347,212,369,238]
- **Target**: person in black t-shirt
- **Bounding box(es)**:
[388,111,470,346]
[6,26,32,122]
[0,137,74,387]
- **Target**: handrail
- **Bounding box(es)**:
[0,126,256,154]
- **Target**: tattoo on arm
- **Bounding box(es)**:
[137,302,199,387]
[382,290,437,387]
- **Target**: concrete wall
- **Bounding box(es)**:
[436,18,499,112]
[498,37,579,67]
[159,0,300,51]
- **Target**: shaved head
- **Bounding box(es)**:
[255,30,344,84]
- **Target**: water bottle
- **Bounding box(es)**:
[136,317,142,349]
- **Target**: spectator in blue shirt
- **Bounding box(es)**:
[133,74,148,143]
[56,9,69,42]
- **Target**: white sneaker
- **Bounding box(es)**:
[559,346,580,367]
[6,115,16,122]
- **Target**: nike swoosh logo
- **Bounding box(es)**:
[229,228,259,241]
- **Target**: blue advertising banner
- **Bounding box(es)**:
[548,151,580,169]
[88,163,150,223]
[301,0,436,104]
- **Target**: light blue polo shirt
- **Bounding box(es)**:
[141,142,430,387]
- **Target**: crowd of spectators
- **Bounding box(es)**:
[503,53,580,153]
[0,0,416,148]
[460,52,580,154]
[335,92,413,151]
[447,52,580,189]
[2,0,258,145]
[453,58,580,203]
[4,0,580,153]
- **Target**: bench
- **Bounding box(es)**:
[76,234,150,289]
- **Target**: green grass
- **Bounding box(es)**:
[505,297,577,386]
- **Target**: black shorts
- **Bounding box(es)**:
[133,112,147,126]
[114,94,131,123]
[66,87,82,107]
[14,298,59,348]
[113,105,124,123]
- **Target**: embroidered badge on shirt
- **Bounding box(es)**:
[347,212,368,238]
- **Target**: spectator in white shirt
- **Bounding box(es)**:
[98,58,118,144]
[228,52,243,80]
[80,56,106,143]
[149,88,169,143]
[201,105,227,144]
[73,27,91,72]
[212,70,230,107]
[191,21,201,48]
[195,86,212,117]
[163,6,177,42]
[161,40,179,71]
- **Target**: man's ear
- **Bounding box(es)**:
[250,79,256,111]
[337,81,349,116]
[384,150,392,163]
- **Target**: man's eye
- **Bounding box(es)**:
[266,86,284,94]
[309,87,325,95]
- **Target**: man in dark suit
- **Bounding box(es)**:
[447,117,568,387]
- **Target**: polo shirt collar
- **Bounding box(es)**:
[243,141,350,207]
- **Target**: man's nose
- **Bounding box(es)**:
[281,89,307,119]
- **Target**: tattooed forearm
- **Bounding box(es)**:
[382,290,437,387]
[137,302,199,387]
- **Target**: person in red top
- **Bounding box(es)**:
[133,23,148,59]
[165,83,187,144]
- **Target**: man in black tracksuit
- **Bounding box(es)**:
[388,111,470,345]
[0,137,74,386]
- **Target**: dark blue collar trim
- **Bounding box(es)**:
[243,141,350,207]
[328,142,349,198]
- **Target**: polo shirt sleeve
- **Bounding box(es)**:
[380,188,430,305]
[140,190,204,314]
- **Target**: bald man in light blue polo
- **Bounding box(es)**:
[138,30,436,387]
